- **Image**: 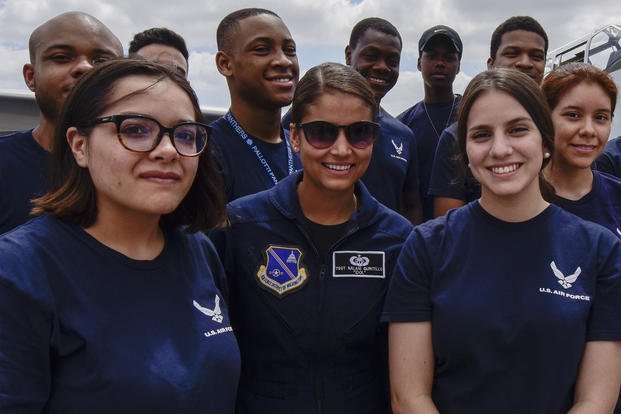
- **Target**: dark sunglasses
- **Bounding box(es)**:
[81,114,209,157]
[296,120,379,149]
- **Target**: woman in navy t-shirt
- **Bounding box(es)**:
[0,59,240,413]
[542,62,621,236]
[383,68,621,413]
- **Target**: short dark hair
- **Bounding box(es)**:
[290,62,378,124]
[128,27,189,61]
[490,16,548,60]
[456,68,555,198]
[32,58,226,233]
[349,17,402,51]
[216,8,280,51]
[542,62,618,114]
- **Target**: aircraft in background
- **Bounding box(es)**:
[545,23,621,138]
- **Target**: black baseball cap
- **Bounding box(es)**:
[418,25,463,56]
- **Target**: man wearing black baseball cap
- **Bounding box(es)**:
[398,24,462,221]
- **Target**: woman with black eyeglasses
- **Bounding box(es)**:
[0,59,240,413]
[210,62,412,414]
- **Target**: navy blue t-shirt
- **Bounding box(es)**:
[398,97,461,221]
[553,170,621,238]
[0,130,49,234]
[210,114,301,202]
[0,216,241,413]
[428,122,480,203]
[595,136,621,178]
[382,202,621,413]
[361,108,419,215]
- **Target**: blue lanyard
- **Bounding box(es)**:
[225,112,295,185]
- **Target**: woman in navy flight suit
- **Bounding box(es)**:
[212,62,412,413]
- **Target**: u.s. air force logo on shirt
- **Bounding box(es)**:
[333,250,385,278]
[538,260,590,302]
[257,245,308,296]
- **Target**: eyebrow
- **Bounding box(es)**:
[502,45,545,53]
[559,104,612,113]
[468,116,534,131]
[43,44,118,55]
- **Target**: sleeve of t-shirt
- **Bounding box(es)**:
[427,125,468,201]
[587,231,621,341]
[209,142,234,201]
[0,278,51,412]
[396,107,413,127]
[381,227,433,323]
[405,132,420,194]
[594,138,621,177]
[207,226,231,302]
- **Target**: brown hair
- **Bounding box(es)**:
[542,62,617,113]
[290,62,378,124]
[456,68,555,198]
[32,58,226,233]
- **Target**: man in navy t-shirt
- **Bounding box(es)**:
[398,25,462,221]
[428,16,548,217]
[211,8,301,201]
[346,18,422,224]
[0,12,122,234]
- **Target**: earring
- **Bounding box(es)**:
[544,152,551,159]
[467,163,472,168]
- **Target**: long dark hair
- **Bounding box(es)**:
[456,68,555,199]
[32,58,226,233]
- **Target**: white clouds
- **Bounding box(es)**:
[0,0,620,114]
[0,46,28,91]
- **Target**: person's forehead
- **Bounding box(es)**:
[137,44,187,63]
[34,18,120,55]
[234,14,292,45]
[354,29,401,52]
[137,44,188,75]
[498,30,545,51]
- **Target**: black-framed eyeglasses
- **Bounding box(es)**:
[81,114,209,157]
[296,120,379,149]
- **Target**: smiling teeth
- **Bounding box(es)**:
[368,77,387,84]
[272,78,291,82]
[325,163,352,171]
[491,164,519,174]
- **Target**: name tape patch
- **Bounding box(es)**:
[333,250,385,278]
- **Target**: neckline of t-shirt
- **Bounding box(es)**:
[471,200,557,229]
[553,171,601,206]
[422,96,461,110]
[59,219,174,270]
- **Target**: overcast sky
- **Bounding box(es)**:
[0,0,620,116]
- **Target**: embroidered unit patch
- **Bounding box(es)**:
[257,245,308,296]
[333,251,385,278]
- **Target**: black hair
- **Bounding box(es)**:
[349,17,402,50]
[490,16,548,60]
[216,8,280,51]
[128,27,189,61]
